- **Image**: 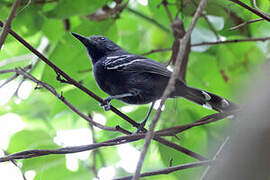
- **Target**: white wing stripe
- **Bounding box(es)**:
[104,55,133,65]
[107,59,146,70]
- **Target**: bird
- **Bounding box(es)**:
[71,32,237,128]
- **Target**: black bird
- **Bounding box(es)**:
[71,32,236,127]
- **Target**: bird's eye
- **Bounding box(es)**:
[100,37,105,41]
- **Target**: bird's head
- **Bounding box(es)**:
[71,32,124,64]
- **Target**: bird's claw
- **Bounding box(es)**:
[100,98,112,111]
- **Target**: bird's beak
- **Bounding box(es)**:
[71,32,90,47]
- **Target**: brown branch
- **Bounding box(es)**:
[191,0,219,40]
[229,18,264,30]
[89,123,99,177]
[154,137,207,161]
[252,0,270,17]
[229,0,270,22]
[0,65,32,88]
[0,134,145,162]
[16,0,31,16]
[169,19,191,81]
[126,7,170,33]
[201,13,219,40]
[140,48,171,56]
[132,0,207,179]
[155,112,235,136]
[160,0,173,23]
[0,67,116,131]
[141,36,270,55]
[114,160,215,180]
[0,0,21,50]
[192,37,270,46]
[2,150,27,180]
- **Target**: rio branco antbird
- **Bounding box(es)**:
[71,32,237,128]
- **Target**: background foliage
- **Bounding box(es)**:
[0,0,269,179]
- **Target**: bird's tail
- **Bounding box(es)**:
[180,86,237,112]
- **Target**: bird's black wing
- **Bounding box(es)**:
[104,54,171,77]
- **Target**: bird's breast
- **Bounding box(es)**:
[93,63,125,96]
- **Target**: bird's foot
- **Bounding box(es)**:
[100,98,112,111]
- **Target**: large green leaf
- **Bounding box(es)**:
[45,0,110,19]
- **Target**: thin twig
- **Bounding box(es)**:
[192,36,270,46]
[2,150,27,180]
[126,7,170,33]
[132,0,207,179]
[155,112,233,136]
[191,0,219,40]
[229,0,270,22]
[0,74,19,88]
[0,133,145,162]
[16,0,31,15]
[202,14,219,40]
[114,160,215,180]
[252,0,270,17]
[161,0,173,23]
[154,137,207,161]
[229,18,264,30]
[89,123,98,177]
[200,137,230,180]
[141,36,270,55]
[141,48,171,56]
[0,54,33,67]
[0,0,21,50]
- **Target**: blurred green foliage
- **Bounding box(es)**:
[0,0,269,179]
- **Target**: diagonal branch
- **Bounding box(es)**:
[141,36,270,56]
[115,160,215,180]
[200,137,230,180]
[0,133,145,162]
[0,67,116,131]
[155,112,234,136]
[126,7,170,33]
[192,37,270,46]
[229,0,270,22]
[229,18,264,30]
[132,0,207,179]
[0,0,21,50]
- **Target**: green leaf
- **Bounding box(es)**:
[45,0,110,19]
[42,18,65,42]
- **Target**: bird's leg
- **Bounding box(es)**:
[100,93,133,111]
[136,101,156,133]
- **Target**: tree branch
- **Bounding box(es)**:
[0,133,145,162]
[200,137,230,180]
[229,18,264,30]
[0,67,116,131]
[132,0,207,179]
[115,160,215,180]
[0,0,21,50]
[229,0,270,22]
[155,112,234,136]
[192,37,270,46]
[126,7,170,33]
